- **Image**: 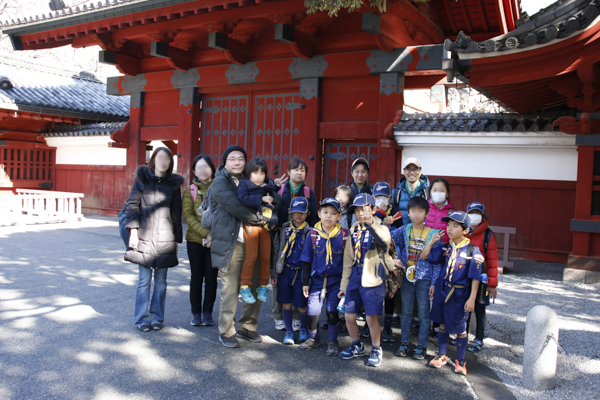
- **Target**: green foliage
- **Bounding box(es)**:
[304,0,387,17]
[304,0,432,17]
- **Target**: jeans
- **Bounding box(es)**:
[401,278,431,348]
[135,265,168,327]
[187,241,218,315]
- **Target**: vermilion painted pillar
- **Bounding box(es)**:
[177,87,202,185]
[568,137,600,276]
[377,72,404,185]
[126,92,146,188]
[298,78,322,197]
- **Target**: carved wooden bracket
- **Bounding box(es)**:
[99,50,141,77]
[274,24,315,59]
[150,41,192,71]
[208,32,248,65]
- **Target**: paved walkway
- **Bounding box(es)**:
[0,217,511,400]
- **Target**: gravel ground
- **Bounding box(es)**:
[476,274,600,399]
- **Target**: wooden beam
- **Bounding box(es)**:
[140,125,180,141]
[318,121,379,139]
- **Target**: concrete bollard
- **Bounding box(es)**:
[522,305,559,391]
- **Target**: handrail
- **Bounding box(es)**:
[489,225,517,272]
[1,190,85,225]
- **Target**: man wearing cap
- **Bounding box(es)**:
[207,145,265,348]
[349,158,372,198]
[391,157,430,225]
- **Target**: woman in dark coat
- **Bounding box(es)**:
[125,147,183,332]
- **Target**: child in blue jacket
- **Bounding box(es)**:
[391,196,443,360]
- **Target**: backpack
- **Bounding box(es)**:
[189,183,201,203]
[199,185,219,232]
[384,238,403,298]
[278,184,310,199]
[483,228,492,255]
[466,244,489,305]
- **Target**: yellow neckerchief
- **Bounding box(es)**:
[445,237,471,282]
[313,221,342,266]
[280,221,307,260]
[353,223,368,264]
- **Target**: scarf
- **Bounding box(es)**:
[280,222,307,260]
[289,182,302,195]
[313,221,342,266]
[445,237,471,283]
[353,223,368,265]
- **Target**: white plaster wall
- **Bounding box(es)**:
[45,136,126,166]
[402,146,578,181]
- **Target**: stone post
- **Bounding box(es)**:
[522,305,559,391]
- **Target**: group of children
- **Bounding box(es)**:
[235,155,499,372]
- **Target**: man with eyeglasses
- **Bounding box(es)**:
[391,157,430,225]
[208,145,266,348]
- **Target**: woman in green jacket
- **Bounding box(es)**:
[183,154,217,327]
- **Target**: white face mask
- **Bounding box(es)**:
[431,192,446,204]
[375,196,389,209]
[469,214,483,226]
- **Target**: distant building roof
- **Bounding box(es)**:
[394,112,574,132]
[1,0,208,35]
[46,121,126,137]
[0,54,129,121]
[445,0,599,55]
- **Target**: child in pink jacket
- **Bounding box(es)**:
[425,178,454,244]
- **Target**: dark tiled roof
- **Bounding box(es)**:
[394,112,568,132]
[1,0,196,35]
[0,55,129,120]
[45,121,126,137]
[445,0,600,54]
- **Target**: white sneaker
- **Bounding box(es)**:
[275,319,285,331]
[293,319,301,332]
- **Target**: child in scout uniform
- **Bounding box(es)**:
[299,198,349,355]
[338,193,396,367]
[372,181,404,343]
[372,182,403,231]
[391,196,444,360]
[429,211,484,375]
[272,197,312,345]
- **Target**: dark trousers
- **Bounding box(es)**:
[187,241,218,315]
[467,302,486,341]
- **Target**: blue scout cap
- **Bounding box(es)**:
[320,198,342,213]
[442,211,472,229]
[289,197,309,214]
[373,182,392,197]
[348,193,376,213]
[466,202,486,216]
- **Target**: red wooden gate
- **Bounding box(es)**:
[252,92,302,177]
[322,141,379,198]
[200,95,250,167]
[200,92,303,179]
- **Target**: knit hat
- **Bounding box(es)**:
[221,145,247,166]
